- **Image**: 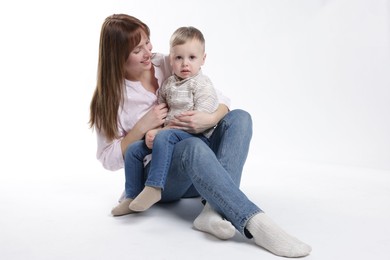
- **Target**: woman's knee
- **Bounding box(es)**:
[219,109,253,137]
[228,109,252,126]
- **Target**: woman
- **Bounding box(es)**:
[89,14,311,258]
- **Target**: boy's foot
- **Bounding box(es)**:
[129,186,161,212]
[111,198,135,216]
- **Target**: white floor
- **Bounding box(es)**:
[1,160,389,260]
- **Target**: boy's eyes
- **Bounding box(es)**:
[175,55,197,60]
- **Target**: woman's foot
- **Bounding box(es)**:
[246,213,312,257]
[193,203,236,240]
[111,198,135,216]
[129,186,161,212]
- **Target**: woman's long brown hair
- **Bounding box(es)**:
[89,14,150,141]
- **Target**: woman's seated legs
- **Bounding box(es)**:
[174,136,311,257]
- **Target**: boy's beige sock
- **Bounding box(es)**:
[246,212,312,257]
[129,186,161,212]
[193,203,236,240]
[111,198,135,216]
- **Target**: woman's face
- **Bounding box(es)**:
[124,32,153,80]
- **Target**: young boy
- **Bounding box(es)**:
[115,26,219,213]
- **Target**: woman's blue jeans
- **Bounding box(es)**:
[154,109,263,234]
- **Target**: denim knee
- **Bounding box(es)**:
[226,109,252,129]
[177,138,209,161]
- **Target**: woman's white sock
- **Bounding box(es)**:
[193,203,236,240]
[246,213,312,257]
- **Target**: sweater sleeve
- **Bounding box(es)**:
[96,129,124,171]
[215,88,231,109]
[192,75,219,113]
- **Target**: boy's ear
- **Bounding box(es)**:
[202,53,207,64]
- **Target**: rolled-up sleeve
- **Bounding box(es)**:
[96,130,124,171]
[215,88,231,109]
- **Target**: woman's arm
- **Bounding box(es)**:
[120,103,168,155]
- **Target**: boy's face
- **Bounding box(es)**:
[169,39,206,79]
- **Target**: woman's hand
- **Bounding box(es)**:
[168,110,217,134]
[136,103,168,134]
[168,105,228,134]
[121,103,168,155]
[168,105,228,133]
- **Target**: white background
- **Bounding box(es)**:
[0,0,389,172]
[0,0,389,259]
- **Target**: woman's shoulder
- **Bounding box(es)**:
[152,53,170,66]
[152,53,172,85]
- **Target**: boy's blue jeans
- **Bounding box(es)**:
[124,129,208,198]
